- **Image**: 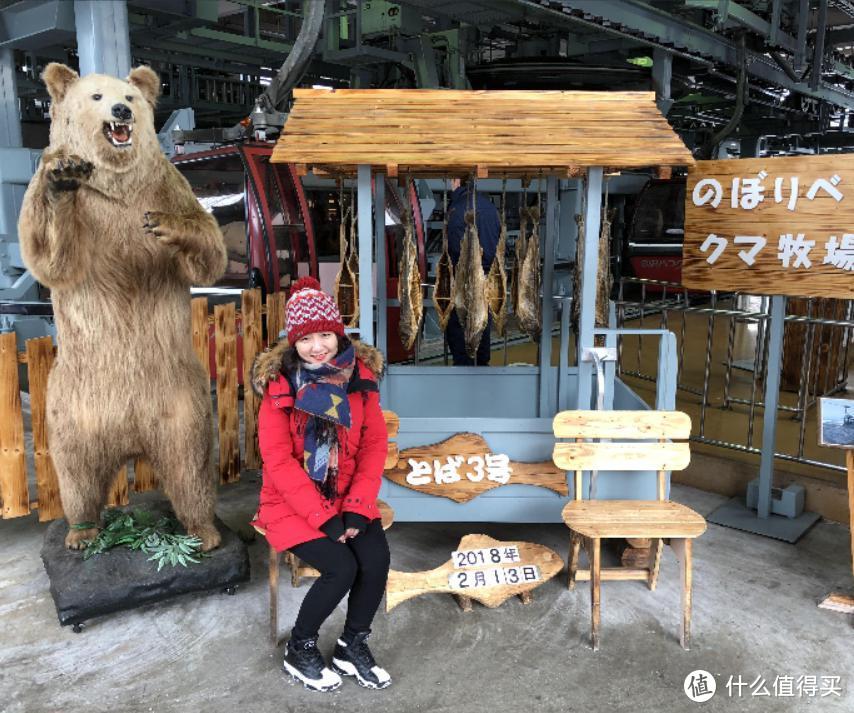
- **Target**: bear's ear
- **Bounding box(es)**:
[42,63,79,103]
[127,65,160,107]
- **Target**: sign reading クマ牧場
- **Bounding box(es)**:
[682,156,854,298]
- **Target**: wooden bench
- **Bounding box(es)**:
[552,410,706,651]
[264,410,399,644]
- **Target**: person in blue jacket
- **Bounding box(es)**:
[445,179,501,365]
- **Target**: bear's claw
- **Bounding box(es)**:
[189,524,222,552]
[46,155,94,192]
[65,526,99,550]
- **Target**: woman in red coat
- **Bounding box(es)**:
[251,277,391,692]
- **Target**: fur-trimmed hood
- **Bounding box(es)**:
[251,339,385,397]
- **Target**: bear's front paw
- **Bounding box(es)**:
[65,526,99,550]
[189,524,221,552]
[45,155,94,193]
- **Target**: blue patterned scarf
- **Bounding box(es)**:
[293,345,355,500]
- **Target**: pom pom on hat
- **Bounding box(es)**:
[285,276,345,343]
[290,275,322,297]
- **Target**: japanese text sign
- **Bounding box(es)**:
[683,156,854,298]
[383,432,568,503]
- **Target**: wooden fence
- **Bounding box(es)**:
[0,288,286,522]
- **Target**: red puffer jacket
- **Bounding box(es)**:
[250,340,387,552]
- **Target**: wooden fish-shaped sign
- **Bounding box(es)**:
[386,534,563,611]
[384,432,568,503]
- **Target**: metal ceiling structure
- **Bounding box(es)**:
[3,1,854,152]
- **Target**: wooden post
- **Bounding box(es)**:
[107,465,129,508]
[191,297,210,377]
[0,333,29,518]
[818,450,854,613]
[242,289,263,469]
[133,457,158,493]
[215,303,240,484]
[266,291,286,347]
[269,547,280,645]
[849,450,854,576]
[26,336,62,521]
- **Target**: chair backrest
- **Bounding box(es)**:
[552,410,691,501]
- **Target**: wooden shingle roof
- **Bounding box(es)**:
[272,88,694,176]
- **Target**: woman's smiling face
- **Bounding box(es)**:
[295,332,338,365]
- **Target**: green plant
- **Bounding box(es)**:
[82,508,205,571]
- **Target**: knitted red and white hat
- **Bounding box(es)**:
[285,276,345,343]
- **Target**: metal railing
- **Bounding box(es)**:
[616,277,853,473]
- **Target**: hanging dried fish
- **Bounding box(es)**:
[453,210,489,359]
[517,204,542,343]
[347,195,360,279]
[486,181,508,336]
[432,182,455,332]
[334,204,359,328]
[572,177,612,338]
[398,207,423,351]
[510,205,529,320]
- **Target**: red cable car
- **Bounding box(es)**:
[172,143,425,377]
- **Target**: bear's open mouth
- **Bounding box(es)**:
[102,122,133,148]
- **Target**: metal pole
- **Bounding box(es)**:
[357,164,373,345]
[74,0,132,77]
[538,175,558,416]
[0,49,22,149]
[757,294,787,518]
[374,172,386,357]
[810,0,828,92]
[575,167,603,409]
[558,296,571,411]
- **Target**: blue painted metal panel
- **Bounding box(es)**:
[385,366,568,418]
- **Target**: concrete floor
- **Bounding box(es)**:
[2,477,853,713]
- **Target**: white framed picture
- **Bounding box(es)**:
[818,398,854,449]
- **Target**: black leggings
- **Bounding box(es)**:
[289,519,390,640]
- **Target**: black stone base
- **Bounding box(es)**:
[41,502,250,628]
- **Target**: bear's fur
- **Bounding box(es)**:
[18,64,228,551]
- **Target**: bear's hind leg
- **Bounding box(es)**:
[148,390,221,552]
[52,438,126,550]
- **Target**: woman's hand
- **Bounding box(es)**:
[337,527,360,543]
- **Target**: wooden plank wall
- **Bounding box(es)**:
[0,288,274,521]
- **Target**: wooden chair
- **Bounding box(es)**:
[552,410,706,651]
[264,410,400,644]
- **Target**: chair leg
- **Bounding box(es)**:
[286,552,301,588]
[671,537,693,650]
[648,537,664,591]
[590,537,601,651]
[568,530,581,591]
[269,547,280,645]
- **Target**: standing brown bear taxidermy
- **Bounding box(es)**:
[18,64,228,551]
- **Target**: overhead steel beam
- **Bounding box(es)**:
[685,0,797,51]
[795,0,809,71]
[826,25,854,46]
[811,0,828,91]
[513,0,854,108]
[0,0,75,49]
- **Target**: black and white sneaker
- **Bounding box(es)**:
[331,631,392,689]
[283,636,342,692]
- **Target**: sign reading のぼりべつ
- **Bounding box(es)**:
[683,156,854,298]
